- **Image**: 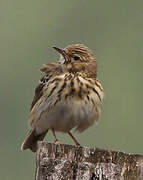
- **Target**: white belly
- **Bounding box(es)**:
[30,99,99,134]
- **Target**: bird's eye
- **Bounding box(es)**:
[73,56,80,61]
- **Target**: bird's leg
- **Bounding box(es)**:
[68,131,80,146]
[52,128,60,144]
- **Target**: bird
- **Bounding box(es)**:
[21,44,104,152]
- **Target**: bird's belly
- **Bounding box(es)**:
[30,99,100,135]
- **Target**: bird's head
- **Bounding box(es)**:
[53,44,97,77]
[53,44,96,64]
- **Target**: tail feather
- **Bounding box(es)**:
[21,129,48,153]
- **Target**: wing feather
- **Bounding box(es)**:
[30,62,62,110]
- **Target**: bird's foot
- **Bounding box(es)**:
[55,139,60,145]
[68,131,81,146]
[75,142,81,146]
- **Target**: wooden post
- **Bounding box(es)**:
[35,142,143,180]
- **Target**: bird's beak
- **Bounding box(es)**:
[53,47,70,63]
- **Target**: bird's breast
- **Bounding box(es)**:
[43,73,104,102]
[30,73,104,134]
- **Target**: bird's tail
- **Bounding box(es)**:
[21,129,48,153]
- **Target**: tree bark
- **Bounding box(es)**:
[35,142,143,180]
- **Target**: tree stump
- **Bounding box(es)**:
[35,142,143,180]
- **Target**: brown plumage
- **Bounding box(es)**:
[21,44,104,152]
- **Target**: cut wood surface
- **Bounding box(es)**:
[36,142,143,180]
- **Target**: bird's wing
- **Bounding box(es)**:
[30,62,62,111]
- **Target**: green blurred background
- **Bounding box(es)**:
[0,0,143,179]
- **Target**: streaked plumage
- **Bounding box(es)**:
[21,44,104,152]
